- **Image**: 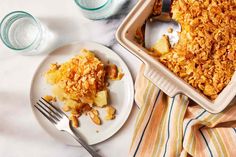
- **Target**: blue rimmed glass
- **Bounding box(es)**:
[0,11,43,54]
[74,0,113,20]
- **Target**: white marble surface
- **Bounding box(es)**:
[0,0,142,157]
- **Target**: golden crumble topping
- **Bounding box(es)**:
[151,0,236,100]
[46,49,106,103]
[45,49,123,127]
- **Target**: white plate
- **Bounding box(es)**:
[30,42,134,145]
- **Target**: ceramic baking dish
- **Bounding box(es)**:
[116,0,236,113]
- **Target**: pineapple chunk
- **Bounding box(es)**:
[43,95,56,102]
[94,90,108,107]
[150,35,170,56]
[45,71,62,84]
[52,85,67,101]
[62,105,71,112]
[64,99,83,110]
[105,105,116,120]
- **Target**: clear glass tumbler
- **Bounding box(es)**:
[74,0,113,20]
[0,11,44,54]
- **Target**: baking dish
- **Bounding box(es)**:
[116,0,236,113]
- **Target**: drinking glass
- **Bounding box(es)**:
[0,11,44,54]
[74,0,113,20]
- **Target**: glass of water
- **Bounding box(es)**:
[74,0,113,20]
[0,11,44,54]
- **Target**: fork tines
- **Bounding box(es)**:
[34,98,101,156]
[34,98,63,124]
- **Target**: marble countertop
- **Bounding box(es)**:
[0,0,142,156]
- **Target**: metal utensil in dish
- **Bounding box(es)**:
[146,0,180,47]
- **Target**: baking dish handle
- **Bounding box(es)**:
[143,63,180,97]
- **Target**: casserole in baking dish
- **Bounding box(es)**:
[116,0,236,113]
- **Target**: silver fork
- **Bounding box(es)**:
[34,97,101,157]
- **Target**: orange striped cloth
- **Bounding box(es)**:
[129,65,236,157]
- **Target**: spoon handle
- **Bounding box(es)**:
[162,0,172,13]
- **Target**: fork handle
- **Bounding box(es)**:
[66,129,101,157]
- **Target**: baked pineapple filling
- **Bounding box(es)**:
[44,49,123,127]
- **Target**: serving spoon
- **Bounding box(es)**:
[145,0,181,48]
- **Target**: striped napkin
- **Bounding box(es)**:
[129,65,236,157]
